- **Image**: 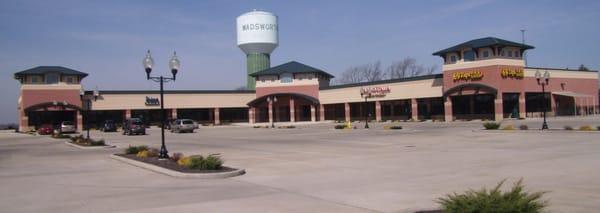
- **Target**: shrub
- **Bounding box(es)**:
[89,139,105,146]
[170,152,183,162]
[501,125,515,130]
[70,135,84,142]
[519,125,529,130]
[437,179,547,213]
[136,150,149,158]
[52,133,71,139]
[278,125,296,129]
[384,125,403,130]
[204,154,224,170]
[186,155,204,169]
[483,122,500,130]
[564,126,573,130]
[334,124,345,129]
[125,145,148,155]
[579,125,594,131]
[146,148,159,157]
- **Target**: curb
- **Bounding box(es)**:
[110,154,245,179]
[64,141,117,149]
[472,129,600,133]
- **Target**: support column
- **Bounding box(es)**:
[494,97,503,121]
[411,98,418,121]
[289,98,295,122]
[125,109,131,119]
[319,104,325,121]
[248,107,255,124]
[375,101,382,122]
[19,109,29,132]
[344,102,350,122]
[550,94,556,116]
[444,97,453,122]
[519,92,526,119]
[268,102,274,124]
[310,105,316,122]
[76,110,83,132]
[171,108,177,119]
[214,108,220,125]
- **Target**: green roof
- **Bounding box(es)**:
[432,37,535,56]
[14,66,88,79]
[249,61,334,78]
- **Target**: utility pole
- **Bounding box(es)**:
[521,29,527,66]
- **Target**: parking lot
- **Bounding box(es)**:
[1,116,600,212]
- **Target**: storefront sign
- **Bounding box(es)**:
[452,70,483,81]
[145,96,160,106]
[500,68,524,79]
[361,87,391,98]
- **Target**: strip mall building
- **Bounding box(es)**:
[14,37,599,132]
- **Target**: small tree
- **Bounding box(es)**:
[578,64,589,71]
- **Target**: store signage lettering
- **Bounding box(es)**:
[500,68,524,79]
[453,70,483,81]
[145,96,160,106]
[242,23,278,31]
[361,87,391,98]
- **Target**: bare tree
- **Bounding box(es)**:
[426,64,438,75]
[387,57,416,79]
[361,61,383,82]
[335,66,365,84]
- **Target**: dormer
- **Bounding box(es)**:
[433,37,534,67]
[250,61,334,89]
[14,66,88,85]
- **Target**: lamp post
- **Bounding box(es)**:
[267,96,277,128]
[142,50,180,159]
[79,87,99,139]
[360,90,370,129]
[535,70,550,130]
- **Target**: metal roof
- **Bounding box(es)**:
[249,61,335,78]
[432,37,535,56]
[14,66,88,79]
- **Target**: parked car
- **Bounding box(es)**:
[170,119,195,133]
[37,124,54,135]
[122,118,146,135]
[100,120,117,132]
[60,121,76,133]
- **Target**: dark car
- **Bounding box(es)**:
[37,124,54,135]
[100,120,117,132]
[122,118,146,135]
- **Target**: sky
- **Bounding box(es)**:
[1,0,599,123]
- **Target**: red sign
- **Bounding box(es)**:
[361,87,391,98]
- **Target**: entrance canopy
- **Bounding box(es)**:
[247,93,319,106]
[552,91,593,98]
[443,83,498,97]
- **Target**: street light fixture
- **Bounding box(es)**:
[535,70,550,130]
[143,50,180,159]
[79,87,99,139]
[267,96,277,128]
[360,90,370,129]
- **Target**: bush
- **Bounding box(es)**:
[579,125,594,131]
[384,125,403,130]
[564,126,573,130]
[278,125,296,129]
[204,154,224,170]
[170,152,183,162]
[70,135,84,143]
[125,145,148,155]
[483,122,500,130]
[519,125,529,130]
[146,148,159,157]
[177,156,193,167]
[437,179,547,213]
[177,154,223,170]
[89,139,105,146]
[501,125,515,130]
[136,150,149,158]
[334,124,345,129]
[52,133,71,139]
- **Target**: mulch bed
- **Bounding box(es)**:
[115,154,236,173]
[68,141,107,147]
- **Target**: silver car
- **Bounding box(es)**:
[170,119,195,133]
[60,121,76,133]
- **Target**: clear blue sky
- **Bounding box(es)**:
[1,0,599,123]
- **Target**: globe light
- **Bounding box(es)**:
[143,50,154,79]
[169,51,180,79]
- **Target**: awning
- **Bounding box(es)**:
[552,91,593,98]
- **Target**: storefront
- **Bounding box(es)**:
[14,37,599,132]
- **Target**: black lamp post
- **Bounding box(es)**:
[79,87,99,139]
[535,70,550,130]
[143,50,180,159]
[360,90,370,129]
[267,96,277,128]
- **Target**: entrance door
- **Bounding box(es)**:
[502,93,520,118]
[451,94,495,120]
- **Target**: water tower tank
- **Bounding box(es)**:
[236,10,278,89]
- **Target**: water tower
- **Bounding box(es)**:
[237,10,278,89]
